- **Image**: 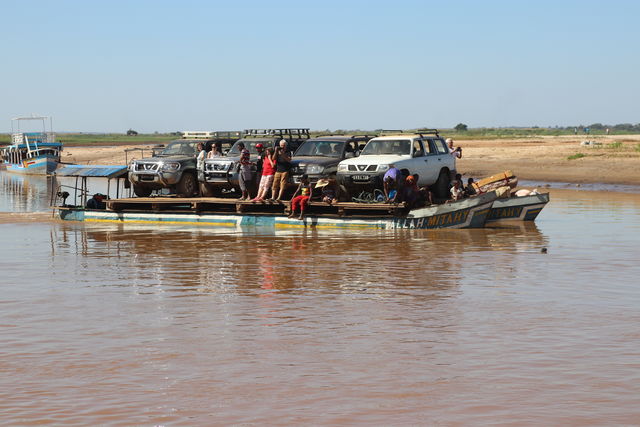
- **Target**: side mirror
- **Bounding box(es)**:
[354,150,360,157]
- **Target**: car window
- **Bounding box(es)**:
[360,139,411,155]
[433,139,449,154]
[412,140,425,157]
[161,141,197,156]
[295,140,344,157]
[228,139,274,155]
[423,140,437,155]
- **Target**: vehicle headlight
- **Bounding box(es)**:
[162,162,181,171]
[306,164,324,174]
[337,164,348,172]
[377,164,390,172]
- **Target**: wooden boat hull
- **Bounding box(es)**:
[56,192,497,230]
[5,155,59,175]
[486,193,550,222]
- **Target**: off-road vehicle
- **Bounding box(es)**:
[290,134,375,184]
[128,131,240,197]
[336,129,456,199]
[200,128,310,196]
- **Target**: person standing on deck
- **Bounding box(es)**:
[237,142,253,201]
[196,142,206,171]
[271,139,292,201]
[252,147,275,202]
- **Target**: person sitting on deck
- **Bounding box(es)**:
[86,193,106,209]
[315,178,339,205]
[288,174,313,220]
[411,174,434,206]
[464,178,477,197]
[450,180,464,201]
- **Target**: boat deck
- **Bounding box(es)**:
[106,197,407,218]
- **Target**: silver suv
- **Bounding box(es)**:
[200,128,310,196]
[336,130,456,199]
[128,132,240,197]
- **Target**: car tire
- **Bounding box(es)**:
[133,184,152,198]
[434,169,451,200]
[176,172,197,197]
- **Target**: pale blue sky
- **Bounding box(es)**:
[2,0,638,132]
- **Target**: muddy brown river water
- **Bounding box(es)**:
[1,172,639,425]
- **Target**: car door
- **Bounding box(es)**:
[431,138,455,173]
[407,139,428,184]
[420,139,441,184]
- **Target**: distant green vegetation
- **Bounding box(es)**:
[635,144,640,153]
[567,153,586,160]
[605,141,623,149]
[0,132,176,146]
[1,122,640,147]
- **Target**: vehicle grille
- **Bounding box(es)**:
[206,162,231,172]
[134,163,159,172]
[348,165,377,172]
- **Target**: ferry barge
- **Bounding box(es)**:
[56,192,498,230]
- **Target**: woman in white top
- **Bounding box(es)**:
[196,142,206,170]
[207,142,223,158]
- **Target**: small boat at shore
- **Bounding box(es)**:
[1,116,62,175]
[487,192,550,222]
[56,191,498,230]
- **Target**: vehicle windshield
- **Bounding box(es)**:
[294,140,344,157]
[161,140,198,156]
[227,139,273,156]
[360,139,411,156]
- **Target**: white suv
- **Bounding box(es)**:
[336,131,456,198]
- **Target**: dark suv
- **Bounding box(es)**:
[128,132,240,197]
[290,135,375,184]
[200,128,310,196]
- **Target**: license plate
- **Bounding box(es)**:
[352,174,370,181]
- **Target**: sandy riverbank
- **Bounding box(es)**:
[60,135,640,186]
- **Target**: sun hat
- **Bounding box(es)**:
[315,179,330,188]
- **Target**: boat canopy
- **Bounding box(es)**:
[55,164,128,179]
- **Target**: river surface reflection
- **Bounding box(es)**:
[1,172,639,425]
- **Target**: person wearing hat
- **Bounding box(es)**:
[316,178,338,205]
[86,193,106,209]
[288,174,313,220]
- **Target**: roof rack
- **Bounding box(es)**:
[181,131,242,139]
[313,133,377,139]
[243,128,310,139]
[378,129,440,137]
[414,128,440,137]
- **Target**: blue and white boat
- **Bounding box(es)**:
[1,116,62,175]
